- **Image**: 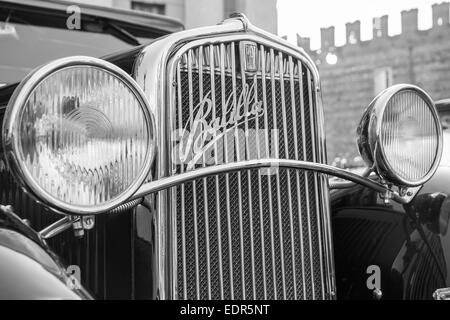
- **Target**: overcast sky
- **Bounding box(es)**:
[277,0,441,50]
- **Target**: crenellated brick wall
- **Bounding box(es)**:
[297,2,450,164]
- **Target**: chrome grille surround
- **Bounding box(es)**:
[133,15,335,300]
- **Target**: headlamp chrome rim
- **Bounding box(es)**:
[2,56,156,215]
[357,84,443,187]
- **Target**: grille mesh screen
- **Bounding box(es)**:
[171,41,326,299]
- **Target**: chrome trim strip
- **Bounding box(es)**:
[307,69,325,299]
[260,46,278,299]
[315,80,337,299]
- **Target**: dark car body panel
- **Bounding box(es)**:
[0,168,157,299]
[331,166,450,299]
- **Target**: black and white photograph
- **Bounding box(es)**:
[0,0,450,307]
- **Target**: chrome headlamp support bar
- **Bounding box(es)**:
[39,216,75,240]
[129,159,412,204]
[39,158,413,239]
[39,215,95,240]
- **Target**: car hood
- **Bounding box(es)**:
[0,44,145,108]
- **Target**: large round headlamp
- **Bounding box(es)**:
[2,56,155,215]
[357,84,442,186]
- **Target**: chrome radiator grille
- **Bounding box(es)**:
[169,40,329,299]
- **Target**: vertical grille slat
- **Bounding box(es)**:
[219,43,235,299]
[187,49,201,300]
[307,69,325,299]
[238,45,257,300]
[288,56,306,299]
[259,44,275,300]
[278,52,297,300]
[298,59,315,299]
[172,40,328,300]
[208,44,225,300]
[198,46,213,300]
[175,63,187,299]
[253,47,267,299]
[229,41,246,300]
[269,47,286,300]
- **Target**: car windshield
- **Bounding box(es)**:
[0,19,153,86]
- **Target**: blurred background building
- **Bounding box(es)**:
[72,0,277,33]
[297,2,450,165]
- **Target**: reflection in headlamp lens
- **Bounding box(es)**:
[17,66,151,209]
[380,90,439,183]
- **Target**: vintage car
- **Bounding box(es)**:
[0,0,449,300]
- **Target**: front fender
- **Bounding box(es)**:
[331,166,450,300]
[0,205,91,299]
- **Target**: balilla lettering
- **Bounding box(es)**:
[172,82,278,170]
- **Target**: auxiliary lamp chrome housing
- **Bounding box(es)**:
[357,84,443,187]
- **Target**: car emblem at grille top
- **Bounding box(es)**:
[240,41,258,73]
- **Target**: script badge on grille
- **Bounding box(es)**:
[240,41,258,72]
